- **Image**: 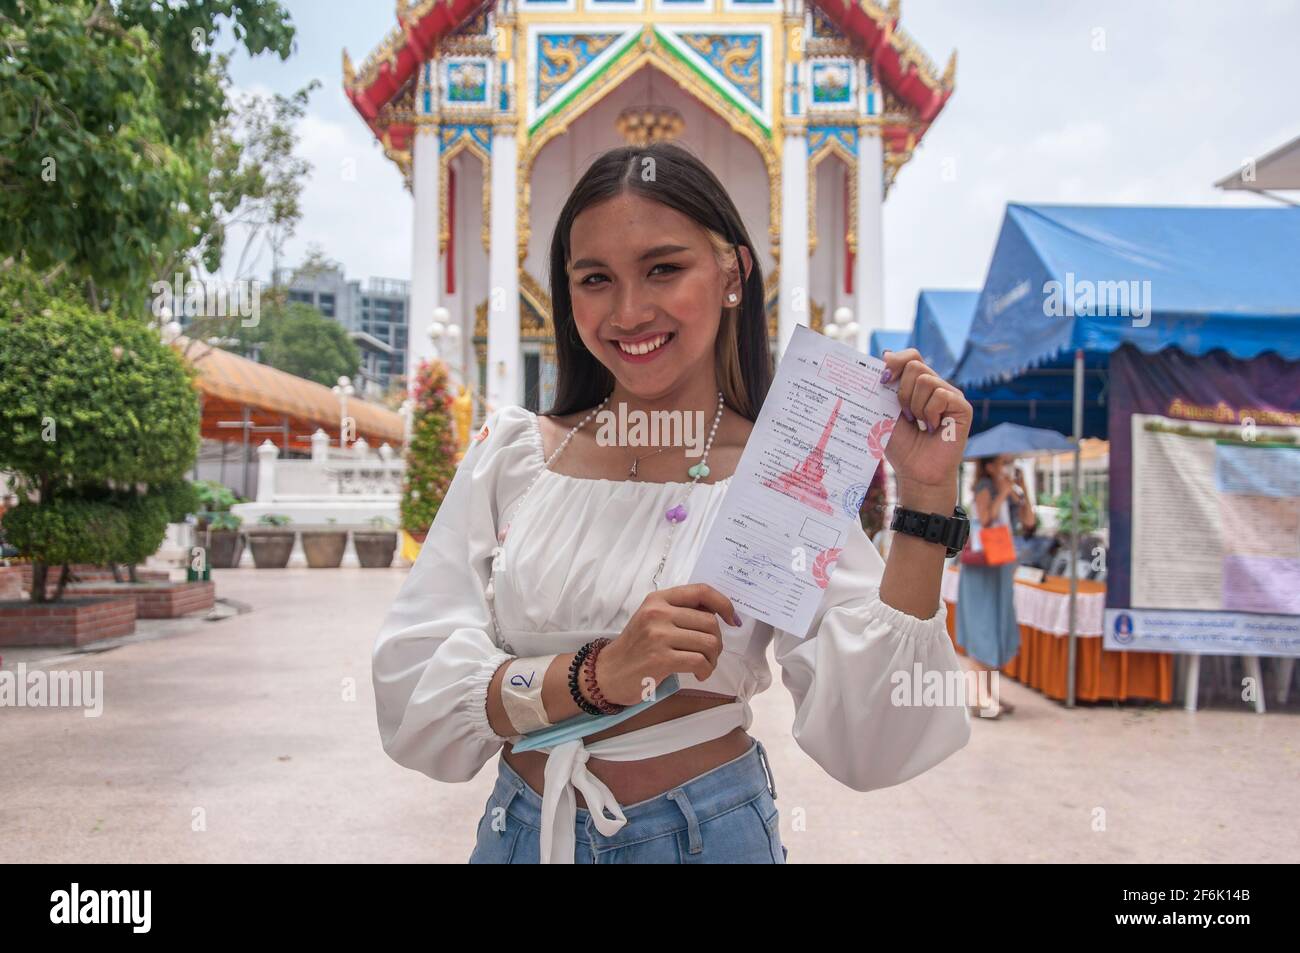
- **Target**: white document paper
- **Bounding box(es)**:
[688,324,902,637]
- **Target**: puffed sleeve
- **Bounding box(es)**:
[371,405,535,783]
[771,519,971,792]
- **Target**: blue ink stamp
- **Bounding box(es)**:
[843,482,869,517]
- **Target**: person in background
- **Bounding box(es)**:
[958,455,1036,716]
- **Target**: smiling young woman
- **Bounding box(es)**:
[372,141,974,864]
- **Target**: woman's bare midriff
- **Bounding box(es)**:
[502,690,750,807]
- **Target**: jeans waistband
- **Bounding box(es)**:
[490,738,778,849]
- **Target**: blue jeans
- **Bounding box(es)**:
[468,739,788,864]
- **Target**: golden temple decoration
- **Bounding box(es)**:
[452,385,473,452]
[785,21,803,64]
[438,129,494,256]
[615,105,686,146]
[807,134,858,259]
[518,269,554,334]
[380,129,412,186]
[342,48,356,88]
[517,30,781,277]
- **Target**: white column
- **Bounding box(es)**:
[855,126,885,351]
[779,123,810,357]
[487,121,520,409]
[409,126,441,392]
[255,440,278,503]
[310,428,329,462]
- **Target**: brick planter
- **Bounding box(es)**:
[0,596,137,647]
[65,581,216,619]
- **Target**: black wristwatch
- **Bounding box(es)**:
[890,504,970,558]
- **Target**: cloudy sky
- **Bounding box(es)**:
[225,0,1300,329]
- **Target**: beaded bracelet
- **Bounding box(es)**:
[581,638,625,715]
[567,642,605,716]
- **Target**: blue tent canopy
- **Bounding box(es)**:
[907,290,979,380]
[898,287,1106,437]
[868,328,911,359]
[962,348,1110,438]
[963,422,1074,460]
[954,204,1300,389]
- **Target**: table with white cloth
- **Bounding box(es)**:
[941,565,1173,703]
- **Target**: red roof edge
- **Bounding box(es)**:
[345,0,487,130]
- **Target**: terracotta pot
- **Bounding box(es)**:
[247,530,295,568]
[205,530,244,569]
[407,529,428,545]
[353,532,397,568]
[302,531,348,568]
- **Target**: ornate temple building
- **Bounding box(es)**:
[345,0,955,412]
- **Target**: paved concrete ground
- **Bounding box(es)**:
[1,567,1297,863]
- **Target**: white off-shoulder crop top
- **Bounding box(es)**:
[372,404,971,861]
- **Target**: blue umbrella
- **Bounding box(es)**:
[962,422,1073,460]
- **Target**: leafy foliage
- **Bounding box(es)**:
[260,301,361,386]
[3,498,129,568]
[193,479,239,513]
[1047,491,1102,536]
[0,0,296,309]
[0,263,201,599]
[0,267,201,486]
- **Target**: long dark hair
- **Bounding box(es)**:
[973,456,1000,489]
[545,141,772,420]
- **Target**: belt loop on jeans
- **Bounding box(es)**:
[755,740,778,801]
[495,775,525,835]
[666,789,703,855]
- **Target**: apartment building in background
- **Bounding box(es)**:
[272,264,410,399]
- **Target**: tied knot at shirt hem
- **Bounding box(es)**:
[534,700,749,864]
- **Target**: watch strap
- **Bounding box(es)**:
[890,505,970,557]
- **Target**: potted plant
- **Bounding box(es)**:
[302,517,348,568]
[247,514,295,568]
[192,480,245,569]
[354,516,398,568]
[203,511,245,569]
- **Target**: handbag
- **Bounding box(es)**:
[960,519,1016,566]
[960,514,986,565]
[959,538,987,566]
[978,524,1017,565]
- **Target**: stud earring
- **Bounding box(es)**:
[727,293,738,304]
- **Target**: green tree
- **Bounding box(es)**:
[258,301,361,386]
[0,0,296,310]
[0,262,201,601]
[401,361,459,536]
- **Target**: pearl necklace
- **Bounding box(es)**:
[486,391,727,645]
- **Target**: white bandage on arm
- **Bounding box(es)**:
[500,655,558,735]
